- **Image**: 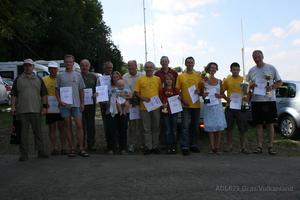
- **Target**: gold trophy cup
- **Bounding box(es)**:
[240,81,250,110]
[264,72,273,97]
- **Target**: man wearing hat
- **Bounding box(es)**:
[43,61,66,155]
[11,59,49,161]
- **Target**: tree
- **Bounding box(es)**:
[0,0,123,72]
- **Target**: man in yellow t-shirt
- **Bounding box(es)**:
[223,62,249,154]
[176,57,202,155]
[134,61,161,154]
[43,61,66,155]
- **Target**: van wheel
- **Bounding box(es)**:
[279,116,297,138]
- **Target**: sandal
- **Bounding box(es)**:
[68,149,76,157]
[268,147,277,155]
[78,150,89,157]
[253,146,263,154]
[240,148,250,154]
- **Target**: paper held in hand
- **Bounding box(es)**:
[129,106,140,120]
[99,75,111,86]
[229,93,242,110]
[47,96,60,113]
[253,78,267,96]
[206,88,219,106]
[96,85,109,102]
[167,95,183,114]
[84,88,93,105]
[188,85,199,104]
[143,96,163,112]
[60,86,73,105]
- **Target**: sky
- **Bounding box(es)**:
[101,0,300,80]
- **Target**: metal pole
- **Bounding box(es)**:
[143,0,148,62]
[241,19,246,80]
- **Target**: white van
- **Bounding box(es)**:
[35,60,80,73]
[0,61,49,80]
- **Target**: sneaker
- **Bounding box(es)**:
[268,147,277,155]
[68,149,77,157]
[181,149,190,156]
[240,148,250,154]
[128,144,135,153]
[78,150,89,157]
[51,149,60,156]
[253,146,263,154]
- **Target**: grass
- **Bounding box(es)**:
[0,104,12,129]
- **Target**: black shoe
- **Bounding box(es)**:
[268,147,277,155]
[181,149,190,156]
[38,151,49,159]
[152,148,161,154]
[144,149,152,155]
[190,146,200,153]
[240,148,250,154]
[253,146,263,154]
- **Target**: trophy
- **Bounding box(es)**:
[264,72,273,97]
[240,80,250,110]
[200,66,210,80]
[203,87,210,104]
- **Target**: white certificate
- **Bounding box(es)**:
[207,88,219,106]
[47,96,60,113]
[96,85,109,102]
[100,75,111,86]
[253,78,267,96]
[60,87,73,104]
[84,88,93,105]
[229,93,242,110]
[143,96,163,112]
[168,95,183,114]
[129,106,140,120]
[188,85,199,104]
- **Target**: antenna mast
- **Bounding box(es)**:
[143,0,148,62]
[241,19,246,80]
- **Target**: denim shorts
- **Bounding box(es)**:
[60,107,82,118]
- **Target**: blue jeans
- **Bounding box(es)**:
[162,113,178,146]
[180,108,200,149]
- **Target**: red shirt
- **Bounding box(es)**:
[159,87,180,114]
[155,67,178,84]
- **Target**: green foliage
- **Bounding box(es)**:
[0,0,123,72]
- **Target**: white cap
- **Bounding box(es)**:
[23,59,34,65]
[48,61,59,68]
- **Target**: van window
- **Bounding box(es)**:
[36,71,49,78]
[287,83,296,98]
[276,83,296,98]
[0,71,14,79]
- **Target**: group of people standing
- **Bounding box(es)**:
[11,49,282,161]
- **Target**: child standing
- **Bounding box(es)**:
[159,73,180,154]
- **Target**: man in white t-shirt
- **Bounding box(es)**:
[247,50,282,155]
[122,60,143,152]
